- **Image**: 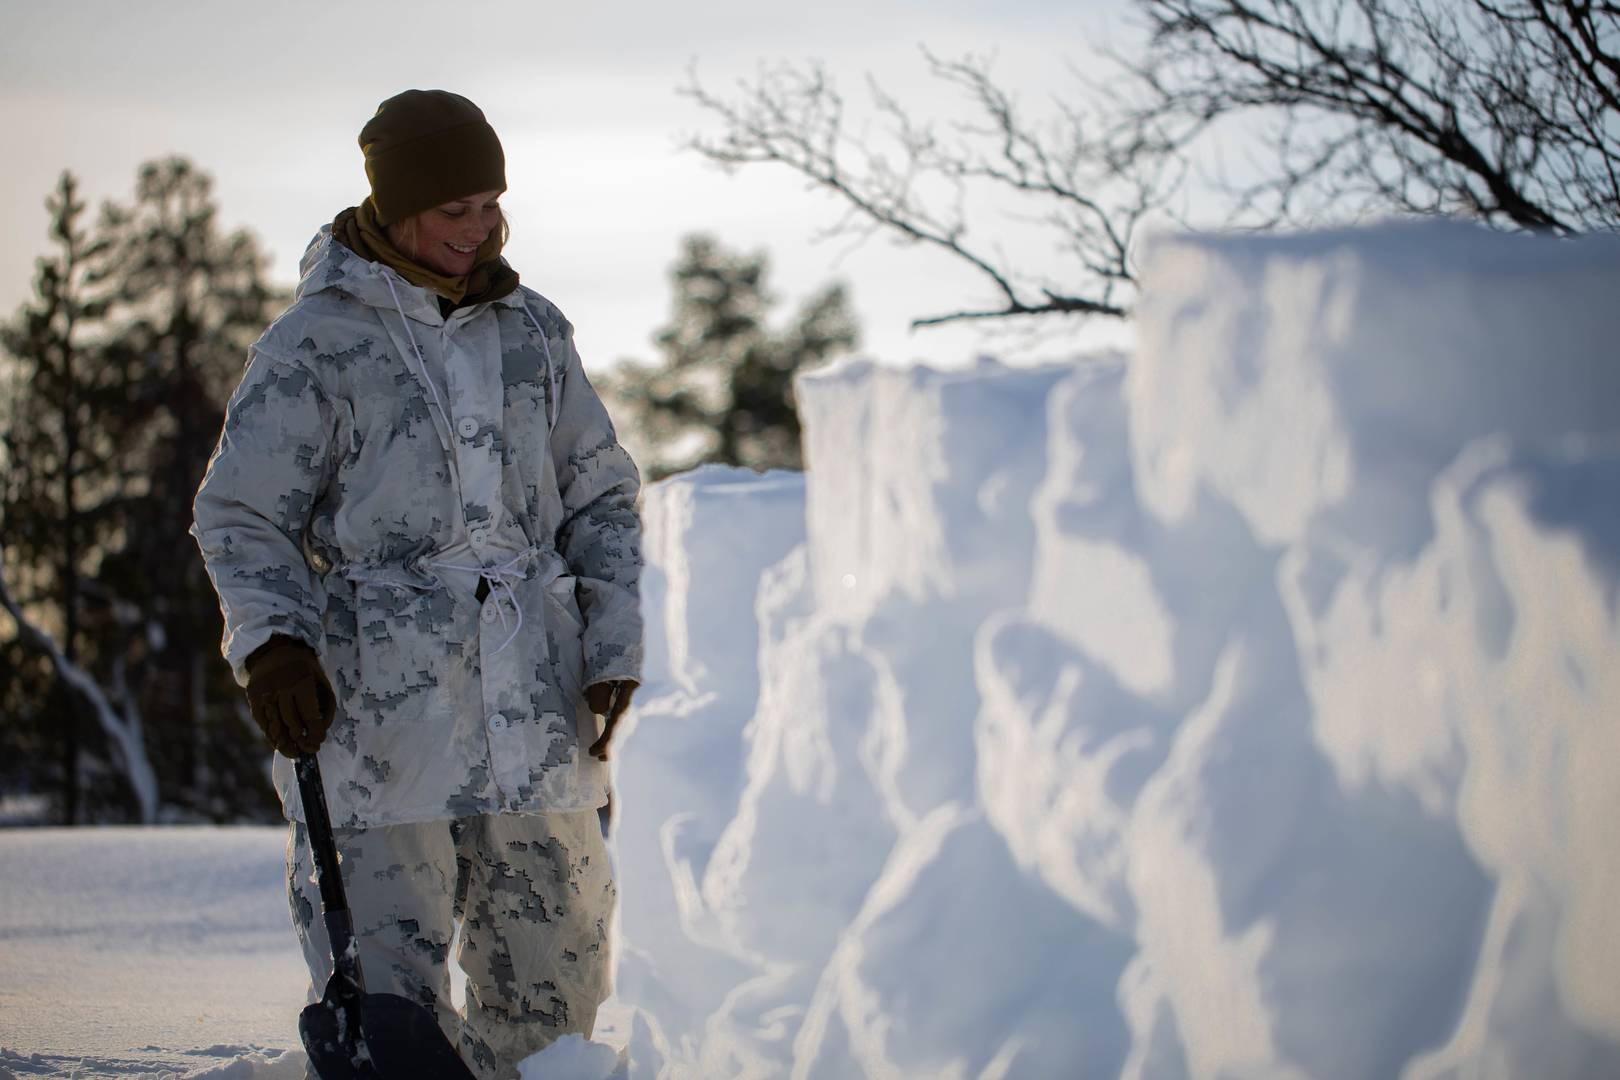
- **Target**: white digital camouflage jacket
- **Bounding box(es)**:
[192,228,642,828]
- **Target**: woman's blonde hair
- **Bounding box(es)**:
[388,206,511,261]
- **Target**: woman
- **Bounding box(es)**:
[191,89,641,1079]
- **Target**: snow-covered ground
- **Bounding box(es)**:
[3,221,1618,1078]
[0,827,309,1077]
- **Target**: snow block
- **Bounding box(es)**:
[614,222,1620,1079]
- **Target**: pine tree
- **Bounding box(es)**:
[1,160,285,822]
[90,157,283,818]
[603,235,858,479]
[0,172,125,821]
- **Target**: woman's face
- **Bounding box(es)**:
[402,189,503,276]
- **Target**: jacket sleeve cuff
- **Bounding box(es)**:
[224,620,322,688]
[582,639,642,689]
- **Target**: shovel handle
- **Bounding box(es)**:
[295,754,363,991]
[295,755,348,916]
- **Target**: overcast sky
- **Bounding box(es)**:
[2,0,1137,372]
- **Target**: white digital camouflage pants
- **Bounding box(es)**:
[287,810,615,1080]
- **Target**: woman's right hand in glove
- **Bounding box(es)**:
[245,636,335,757]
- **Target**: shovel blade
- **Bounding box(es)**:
[300,974,477,1080]
[357,992,478,1079]
[300,983,377,1080]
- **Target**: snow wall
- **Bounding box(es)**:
[610,222,1620,1080]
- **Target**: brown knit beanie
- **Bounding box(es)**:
[359,90,506,225]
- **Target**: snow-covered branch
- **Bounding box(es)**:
[0,565,158,822]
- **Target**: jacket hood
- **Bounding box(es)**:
[294,226,523,324]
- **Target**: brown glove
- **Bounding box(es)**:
[585,680,637,762]
[245,636,335,757]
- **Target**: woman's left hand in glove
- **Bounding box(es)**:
[585,680,637,761]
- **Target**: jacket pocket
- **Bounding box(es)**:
[350,582,458,725]
[542,573,586,702]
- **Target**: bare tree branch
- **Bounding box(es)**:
[681,53,1157,328]
[681,0,1616,329]
[1127,0,1618,232]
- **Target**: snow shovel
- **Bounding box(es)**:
[295,754,478,1080]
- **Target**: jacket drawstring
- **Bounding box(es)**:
[517,297,560,429]
[384,271,559,432]
[423,546,540,656]
[383,272,455,447]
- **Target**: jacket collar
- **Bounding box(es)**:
[295,227,527,325]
